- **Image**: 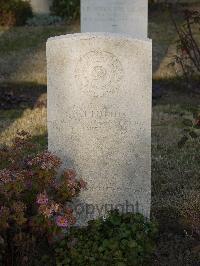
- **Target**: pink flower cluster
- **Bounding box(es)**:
[0,131,86,237]
[38,202,60,218]
[37,192,49,205]
[36,191,75,228]
[0,169,12,184]
[79,178,87,190]
[64,169,87,190]
[27,151,61,170]
[55,215,68,228]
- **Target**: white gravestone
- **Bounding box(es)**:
[47,33,152,225]
[81,0,148,39]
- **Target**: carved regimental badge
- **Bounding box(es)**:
[75,50,123,97]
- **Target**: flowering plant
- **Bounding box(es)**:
[0,131,86,265]
[171,10,200,85]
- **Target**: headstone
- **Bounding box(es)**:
[47,33,152,225]
[30,0,52,14]
[81,0,148,39]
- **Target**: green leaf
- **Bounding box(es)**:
[110,215,121,226]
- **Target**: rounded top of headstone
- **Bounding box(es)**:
[47,33,151,45]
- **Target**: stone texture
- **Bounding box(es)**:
[47,33,152,225]
[81,0,148,39]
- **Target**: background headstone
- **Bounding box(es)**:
[30,0,52,14]
[81,0,148,39]
[47,33,152,225]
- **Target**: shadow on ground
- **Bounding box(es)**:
[0,82,46,134]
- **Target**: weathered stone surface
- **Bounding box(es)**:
[47,33,152,225]
[81,0,148,39]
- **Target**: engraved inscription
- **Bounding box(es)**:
[82,3,138,24]
[70,107,128,132]
[75,51,123,97]
[48,106,130,132]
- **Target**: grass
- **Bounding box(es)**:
[0,26,76,55]
[0,3,200,265]
[0,107,47,146]
[0,22,79,84]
